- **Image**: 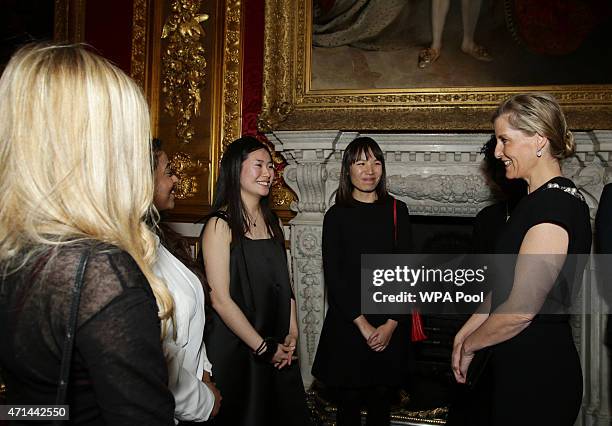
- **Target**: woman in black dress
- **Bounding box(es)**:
[200,136,311,426]
[452,94,591,425]
[312,137,413,426]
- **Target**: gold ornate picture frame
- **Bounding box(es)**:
[260,0,612,132]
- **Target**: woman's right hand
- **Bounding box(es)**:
[451,337,465,383]
[450,309,490,382]
[353,315,376,341]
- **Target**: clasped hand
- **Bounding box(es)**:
[271,334,298,369]
[360,321,397,352]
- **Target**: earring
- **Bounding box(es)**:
[536,150,542,157]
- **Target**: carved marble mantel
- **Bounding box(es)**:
[269,129,612,426]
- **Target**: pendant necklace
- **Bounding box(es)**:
[248,211,259,228]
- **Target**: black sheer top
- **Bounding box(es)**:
[0,241,174,425]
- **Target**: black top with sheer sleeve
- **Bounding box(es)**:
[0,241,174,425]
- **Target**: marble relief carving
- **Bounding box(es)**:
[293,226,324,365]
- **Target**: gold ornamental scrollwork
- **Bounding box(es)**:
[161,0,209,144]
[170,152,208,199]
[130,0,148,89]
[219,0,243,152]
[257,101,294,134]
[270,170,296,210]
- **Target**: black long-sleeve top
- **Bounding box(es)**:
[0,242,175,425]
[312,196,413,387]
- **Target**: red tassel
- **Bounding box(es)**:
[411,309,427,342]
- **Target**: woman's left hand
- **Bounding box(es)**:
[275,334,297,369]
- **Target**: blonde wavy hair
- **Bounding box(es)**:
[0,43,173,330]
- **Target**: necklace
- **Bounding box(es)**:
[247,211,261,228]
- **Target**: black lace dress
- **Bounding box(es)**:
[0,241,174,425]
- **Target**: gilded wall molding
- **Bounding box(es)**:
[130,0,149,90]
[219,0,243,151]
[54,0,85,42]
[260,0,294,132]
[161,0,209,144]
[54,0,69,40]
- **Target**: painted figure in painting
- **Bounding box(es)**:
[418,0,492,68]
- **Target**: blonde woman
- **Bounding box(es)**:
[0,44,174,424]
[452,94,591,425]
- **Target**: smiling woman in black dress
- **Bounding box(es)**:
[201,136,311,426]
[312,137,413,426]
[452,94,591,425]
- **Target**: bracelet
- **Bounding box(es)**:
[254,339,266,355]
[253,337,276,363]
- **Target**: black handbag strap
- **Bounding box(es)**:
[55,249,90,406]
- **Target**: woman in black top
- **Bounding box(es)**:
[0,44,174,424]
[312,137,412,426]
[452,94,591,425]
[200,136,311,426]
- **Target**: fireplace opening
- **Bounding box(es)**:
[408,215,475,412]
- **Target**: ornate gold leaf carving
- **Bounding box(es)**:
[161,0,209,144]
[54,0,68,41]
[257,101,293,134]
[219,0,243,151]
[258,138,296,211]
[260,0,294,132]
[271,179,296,210]
[170,151,208,199]
[270,154,296,210]
[54,0,85,42]
[130,0,148,88]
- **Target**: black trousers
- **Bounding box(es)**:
[336,386,391,426]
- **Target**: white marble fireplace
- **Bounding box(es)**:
[268,129,612,426]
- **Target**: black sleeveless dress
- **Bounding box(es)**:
[487,176,591,425]
[205,214,311,426]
